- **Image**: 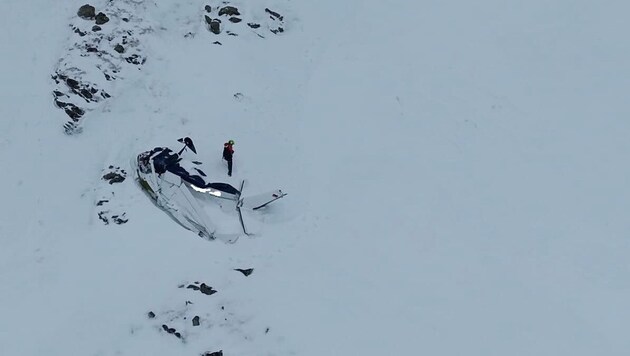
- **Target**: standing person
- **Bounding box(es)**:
[222,139,235,176]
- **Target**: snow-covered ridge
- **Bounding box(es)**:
[52,1,153,134]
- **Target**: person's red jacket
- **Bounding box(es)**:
[223,143,234,160]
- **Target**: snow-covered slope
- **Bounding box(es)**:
[2,0,630,355]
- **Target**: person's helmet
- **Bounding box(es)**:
[228,140,235,145]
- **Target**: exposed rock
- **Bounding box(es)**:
[265,8,283,21]
[202,351,223,356]
[205,15,221,34]
[74,27,87,36]
[112,214,128,224]
[210,19,221,34]
[122,17,129,22]
[192,316,200,326]
[102,172,126,184]
[96,199,108,206]
[95,12,109,25]
[186,282,217,296]
[247,22,260,29]
[98,211,109,224]
[77,4,96,19]
[92,25,101,32]
[80,88,93,99]
[56,101,85,120]
[218,6,240,16]
[205,5,212,12]
[114,44,125,53]
[199,283,217,295]
[229,17,242,23]
[270,27,284,34]
[213,41,222,45]
[234,268,254,276]
[148,311,156,318]
[125,54,145,65]
[66,78,79,89]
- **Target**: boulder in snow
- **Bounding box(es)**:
[77,4,96,20]
[95,12,109,25]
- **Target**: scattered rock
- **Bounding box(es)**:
[148,311,156,318]
[192,316,200,326]
[92,25,101,32]
[95,12,109,25]
[234,268,254,276]
[218,6,240,16]
[114,44,125,53]
[186,282,217,296]
[77,4,96,20]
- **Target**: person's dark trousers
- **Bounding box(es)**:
[227,159,233,176]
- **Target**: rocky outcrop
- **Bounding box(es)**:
[202,2,286,38]
[95,165,130,225]
[53,1,152,134]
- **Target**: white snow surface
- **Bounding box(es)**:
[2,0,630,355]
